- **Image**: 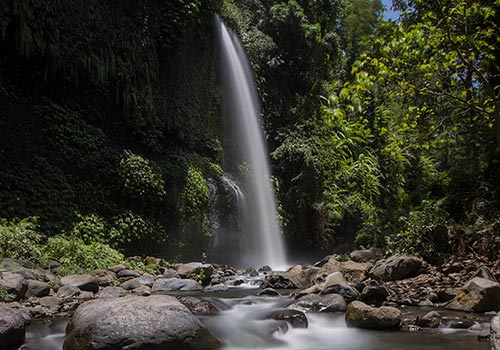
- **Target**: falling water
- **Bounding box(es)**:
[215,16,287,269]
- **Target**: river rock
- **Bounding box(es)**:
[442,317,475,329]
[163,268,180,279]
[95,270,117,287]
[120,275,155,290]
[491,312,500,350]
[289,293,346,313]
[176,263,213,285]
[64,295,220,350]
[39,296,62,313]
[350,248,384,262]
[96,286,126,299]
[321,284,359,303]
[316,257,372,283]
[132,285,151,296]
[57,285,81,299]
[416,311,441,328]
[360,280,389,305]
[178,296,218,315]
[25,280,50,297]
[205,283,229,292]
[108,264,127,273]
[0,272,27,300]
[60,274,99,293]
[116,269,141,279]
[258,288,281,296]
[345,301,402,330]
[262,309,308,328]
[369,255,422,281]
[152,278,203,292]
[261,265,316,289]
[446,277,500,312]
[0,306,25,350]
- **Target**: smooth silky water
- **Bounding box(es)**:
[25,273,490,350]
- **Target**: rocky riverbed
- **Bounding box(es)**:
[1,248,499,349]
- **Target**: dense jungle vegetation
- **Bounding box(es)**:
[0,0,499,270]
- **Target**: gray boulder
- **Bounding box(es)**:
[64,295,220,350]
[0,272,27,300]
[350,248,384,262]
[261,309,308,328]
[176,263,213,285]
[289,293,346,313]
[177,296,218,315]
[60,274,99,293]
[152,278,203,292]
[120,275,155,290]
[96,286,126,299]
[345,301,401,330]
[446,277,500,312]
[116,269,141,279]
[416,311,441,328]
[360,280,389,305]
[369,255,422,281]
[320,279,359,303]
[25,280,50,297]
[491,312,500,350]
[0,306,25,350]
[57,285,81,299]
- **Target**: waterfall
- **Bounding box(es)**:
[215,16,287,270]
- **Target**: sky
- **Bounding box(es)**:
[382,0,401,20]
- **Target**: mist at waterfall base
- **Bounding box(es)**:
[211,16,287,270]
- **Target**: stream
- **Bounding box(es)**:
[23,274,492,350]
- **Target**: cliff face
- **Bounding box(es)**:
[0,0,225,259]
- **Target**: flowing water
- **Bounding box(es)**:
[25,275,491,350]
[215,16,287,270]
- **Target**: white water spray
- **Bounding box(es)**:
[215,16,287,269]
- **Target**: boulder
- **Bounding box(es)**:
[261,265,316,289]
[416,311,441,328]
[446,277,500,312]
[39,296,62,313]
[258,288,281,296]
[152,278,203,292]
[116,269,141,279]
[108,264,127,273]
[95,270,117,287]
[132,285,151,296]
[120,275,155,290]
[350,248,384,262]
[25,280,50,298]
[316,257,372,283]
[64,295,220,350]
[0,306,25,350]
[204,284,228,292]
[177,296,218,315]
[261,309,308,328]
[345,301,401,330]
[60,274,99,293]
[320,283,359,303]
[96,286,126,299]
[360,280,389,305]
[57,285,81,299]
[491,312,500,350]
[163,268,180,279]
[289,294,346,313]
[369,255,422,281]
[0,272,27,300]
[176,263,213,285]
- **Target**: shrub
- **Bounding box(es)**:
[70,213,108,244]
[118,150,166,203]
[0,217,44,262]
[42,235,124,276]
[109,211,168,256]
